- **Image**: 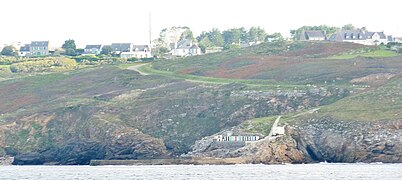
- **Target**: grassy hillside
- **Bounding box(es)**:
[151,42,402,86]
[1,64,335,158]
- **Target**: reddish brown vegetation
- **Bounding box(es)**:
[205,42,366,79]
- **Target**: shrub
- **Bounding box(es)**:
[10,57,77,73]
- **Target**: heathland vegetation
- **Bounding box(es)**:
[1,40,401,165]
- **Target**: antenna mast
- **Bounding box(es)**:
[149,11,152,47]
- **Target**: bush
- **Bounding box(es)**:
[10,57,77,73]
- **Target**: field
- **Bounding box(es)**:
[328,49,399,59]
[149,42,401,88]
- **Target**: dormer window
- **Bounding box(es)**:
[351,33,355,39]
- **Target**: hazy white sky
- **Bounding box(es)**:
[0,0,401,47]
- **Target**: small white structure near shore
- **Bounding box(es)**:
[272,126,285,136]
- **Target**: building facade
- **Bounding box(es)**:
[83,45,102,55]
[29,41,49,56]
[329,30,388,45]
[120,45,152,59]
[300,30,327,41]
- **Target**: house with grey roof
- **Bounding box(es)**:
[300,30,326,41]
[83,45,103,55]
[111,43,133,54]
[120,45,152,59]
[19,44,30,57]
[170,39,201,57]
[30,41,49,56]
[329,30,388,45]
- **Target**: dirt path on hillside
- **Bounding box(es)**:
[127,64,149,75]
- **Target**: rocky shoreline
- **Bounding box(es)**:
[0,156,14,166]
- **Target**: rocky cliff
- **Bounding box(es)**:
[188,117,402,164]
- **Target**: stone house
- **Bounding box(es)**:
[83,45,103,55]
[29,41,49,56]
[300,30,326,41]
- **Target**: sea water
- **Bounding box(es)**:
[1,163,401,180]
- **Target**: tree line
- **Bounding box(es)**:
[153,26,284,54]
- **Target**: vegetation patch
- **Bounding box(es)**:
[240,116,277,136]
[328,49,399,59]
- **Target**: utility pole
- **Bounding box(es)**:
[149,11,152,48]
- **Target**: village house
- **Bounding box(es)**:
[329,30,388,45]
[171,39,201,57]
[83,45,102,55]
[19,44,30,57]
[300,30,326,41]
[29,41,50,56]
[120,45,152,59]
[111,43,133,54]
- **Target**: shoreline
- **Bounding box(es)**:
[0,156,14,166]
[90,157,251,166]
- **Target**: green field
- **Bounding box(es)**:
[328,49,399,59]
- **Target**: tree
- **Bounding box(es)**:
[62,39,77,56]
[198,36,213,53]
[154,26,192,50]
[62,39,76,50]
[180,28,194,41]
[208,28,224,47]
[342,24,355,30]
[101,45,113,55]
[265,33,284,42]
[1,46,17,56]
[248,27,267,42]
[223,28,242,47]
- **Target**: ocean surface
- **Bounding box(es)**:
[1,163,401,180]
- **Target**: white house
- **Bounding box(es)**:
[19,44,30,57]
[329,30,388,45]
[83,45,102,55]
[171,39,201,57]
[120,45,152,59]
[300,30,326,41]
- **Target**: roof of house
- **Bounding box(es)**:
[364,32,386,39]
[177,39,192,49]
[133,45,149,51]
[85,45,102,49]
[31,41,49,47]
[329,30,366,41]
[190,44,200,49]
[19,44,30,52]
[304,30,326,39]
[111,43,132,52]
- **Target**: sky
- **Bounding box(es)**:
[0,0,401,48]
